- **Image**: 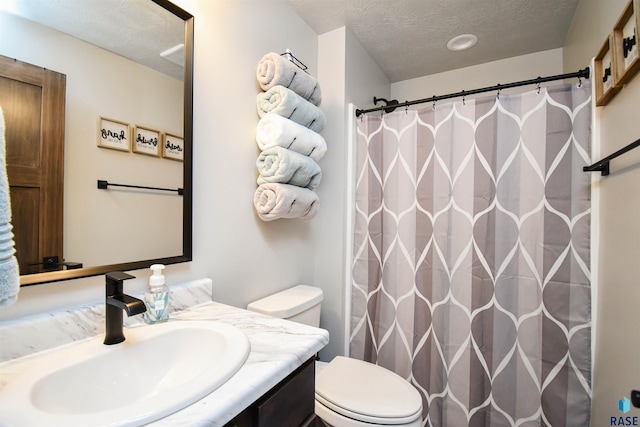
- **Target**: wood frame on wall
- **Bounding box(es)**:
[132,125,161,157]
[613,0,640,85]
[594,35,622,106]
[162,133,184,161]
[97,117,130,151]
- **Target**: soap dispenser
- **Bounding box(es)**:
[144,264,169,324]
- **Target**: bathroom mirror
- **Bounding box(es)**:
[0,0,193,285]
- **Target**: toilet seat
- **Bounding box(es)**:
[315,356,422,425]
[314,399,422,427]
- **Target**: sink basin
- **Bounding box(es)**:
[0,320,250,426]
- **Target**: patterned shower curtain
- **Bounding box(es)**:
[350,82,592,427]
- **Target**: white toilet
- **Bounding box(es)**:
[247,285,423,427]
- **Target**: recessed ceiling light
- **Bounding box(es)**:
[447,34,478,52]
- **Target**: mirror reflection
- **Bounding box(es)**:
[0,0,193,284]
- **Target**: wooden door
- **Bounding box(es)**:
[0,55,66,275]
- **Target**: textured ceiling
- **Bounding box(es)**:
[7,0,580,83]
[3,0,184,80]
[285,0,581,82]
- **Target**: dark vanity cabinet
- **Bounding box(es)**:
[225,357,316,427]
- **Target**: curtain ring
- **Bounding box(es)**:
[536,82,541,94]
[432,98,436,110]
[578,77,583,88]
[405,103,409,114]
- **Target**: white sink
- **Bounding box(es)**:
[0,320,250,426]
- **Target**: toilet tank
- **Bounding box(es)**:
[246,285,323,327]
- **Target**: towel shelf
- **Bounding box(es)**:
[280,48,308,73]
[583,137,640,176]
[97,180,184,195]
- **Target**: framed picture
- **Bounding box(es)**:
[97,117,130,151]
[613,0,640,85]
[594,35,622,106]
[163,133,184,161]
[132,125,161,157]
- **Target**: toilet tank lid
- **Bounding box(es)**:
[247,285,323,318]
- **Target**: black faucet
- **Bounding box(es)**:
[104,271,147,345]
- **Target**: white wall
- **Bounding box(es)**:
[0,12,183,269]
[564,0,640,424]
[315,26,390,360]
[315,27,348,360]
[346,29,392,109]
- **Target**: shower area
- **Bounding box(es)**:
[348,79,592,426]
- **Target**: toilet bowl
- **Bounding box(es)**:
[247,285,423,427]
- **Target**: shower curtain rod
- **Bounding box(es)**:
[354,67,591,117]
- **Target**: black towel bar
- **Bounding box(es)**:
[583,138,640,176]
[97,180,183,195]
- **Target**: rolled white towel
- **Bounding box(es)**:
[257,146,322,190]
[256,52,322,106]
[0,107,19,307]
[253,183,319,222]
[0,223,19,307]
[257,86,326,132]
[256,114,327,162]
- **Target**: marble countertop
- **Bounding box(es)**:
[152,302,329,426]
[0,279,330,426]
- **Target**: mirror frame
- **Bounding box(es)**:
[21,0,194,286]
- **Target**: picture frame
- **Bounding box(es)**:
[613,0,640,85]
[97,117,130,151]
[132,125,161,157]
[162,133,184,161]
[594,35,622,106]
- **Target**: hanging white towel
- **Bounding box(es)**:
[256,114,327,162]
[256,146,322,190]
[256,86,326,132]
[253,183,319,222]
[256,52,322,106]
[0,107,20,307]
